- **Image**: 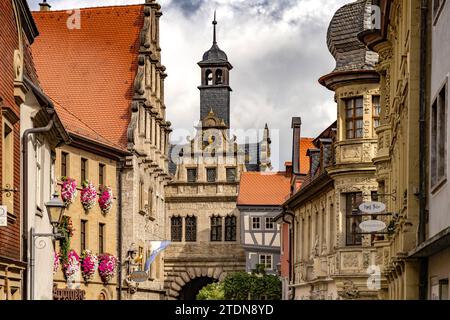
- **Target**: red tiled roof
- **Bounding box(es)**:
[237,172,291,206]
[299,138,315,174]
[32,5,145,150]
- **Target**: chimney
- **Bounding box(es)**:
[291,117,302,175]
[39,1,51,11]
[284,161,293,177]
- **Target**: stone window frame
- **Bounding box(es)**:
[210,215,222,242]
[171,216,183,242]
[206,167,217,183]
[185,215,197,242]
[147,187,155,220]
[225,215,237,242]
[226,167,237,182]
[138,180,146,215]
[187,168,198,183]
[345,192,363,246]
[431,76,448,192]
[372,95,381,136]
[344,96,364,139]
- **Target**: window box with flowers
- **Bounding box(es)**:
[98,185,113,215]
[98,253,118,284]
[80,250,98,282]
[60,177,78,206]
[62,250,80,281]
[80,181,97,211]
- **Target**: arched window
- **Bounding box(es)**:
[215,69,223,84]
[225,215,237,241]
[185,216,197,242]
[171,216,182,242]
[206,70,213,85]
[210,216,222,241]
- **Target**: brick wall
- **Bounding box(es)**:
[0,0,21,261]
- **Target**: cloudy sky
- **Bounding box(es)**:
[28,0,351,170]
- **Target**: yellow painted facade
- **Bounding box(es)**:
[53,145,118,300]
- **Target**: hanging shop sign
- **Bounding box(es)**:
[358,201,386,214]
[53,285,86,300]
[129,270,148,283]
[0,206,7,227]
[359,220,387,233]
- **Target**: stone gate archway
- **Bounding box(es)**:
[178,276,217,300]
[165,267,227,300]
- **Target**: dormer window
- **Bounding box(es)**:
[216,69,223,84]
[206,70,213,85]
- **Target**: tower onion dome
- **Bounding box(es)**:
[320,0,379,89]
[201,11,228,62]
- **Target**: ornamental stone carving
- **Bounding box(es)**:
[342,252,360,269]
[338,280,360,300]
[341,145,361,161]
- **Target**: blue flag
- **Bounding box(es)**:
[144,241,171,272]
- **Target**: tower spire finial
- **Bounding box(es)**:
[212,10,217,45]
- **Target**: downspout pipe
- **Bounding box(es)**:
[22,115,56,300]
[418,0,428,300]
[117,160,124,300]
[282,208,295,300]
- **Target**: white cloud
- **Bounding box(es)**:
[28,0,352,170]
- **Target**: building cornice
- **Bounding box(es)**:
[69,133,132,161]
[165,195,237,203]
[319,69,380,91]
[284,173,333,209]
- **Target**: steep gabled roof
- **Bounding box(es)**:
[32,5,145,150]
[237,172,291,206]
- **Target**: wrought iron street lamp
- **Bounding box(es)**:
[30,192,66,300]
[44,192,66,237]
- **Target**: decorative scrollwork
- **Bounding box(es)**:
[0,184,18,197]
[34,237,49,250]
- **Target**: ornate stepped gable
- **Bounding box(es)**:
[32,2,171,155]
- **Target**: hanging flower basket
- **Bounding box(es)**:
[58,216,75,270]
[60,177,78,206]
[80,250,98,282]
[63,250,80,280]
[98,185,113,214]
[98,253,118,284]
[80,181,97,211]
[53,252,60,274]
